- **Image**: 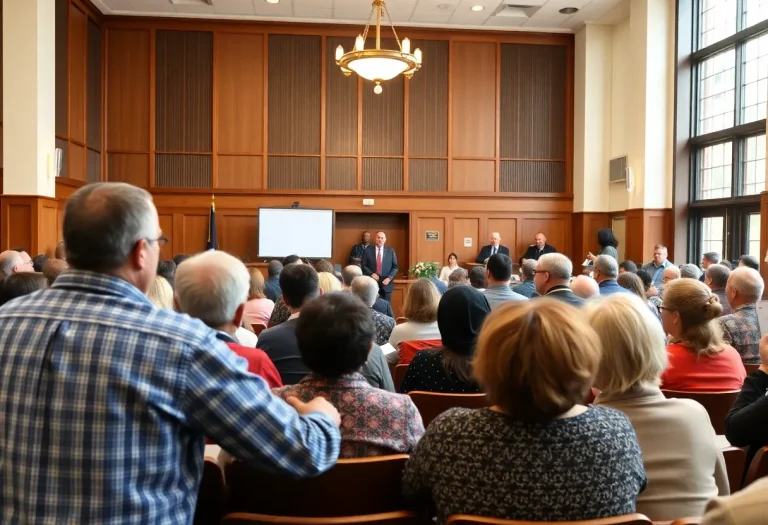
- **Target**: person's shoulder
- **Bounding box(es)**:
[702,476,768,525]
[586,404,635,428]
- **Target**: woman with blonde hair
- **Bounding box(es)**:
[659,278,745,391]
[389,278,442,350]
[403,300,646,523]
[587,294,729,521]
[243,268,275,327]
[317,271,342,294]
[148,276,174,309]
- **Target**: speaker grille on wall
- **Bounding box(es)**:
[609,156,628,183]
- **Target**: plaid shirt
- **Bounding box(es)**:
[720,303,762,365]
[0,271,340,524]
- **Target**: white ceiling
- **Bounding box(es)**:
[92,0,630,32]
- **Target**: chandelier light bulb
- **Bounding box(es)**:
[355,35,364,51]
[402,38,410,54]
[374,84,383,94]
[336,45,344,60]
[414,48,422,64]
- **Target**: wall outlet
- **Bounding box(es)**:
[363,199,374,206]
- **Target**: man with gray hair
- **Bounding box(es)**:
[511,258,537,298]
[0,249,33,279]
[0,182,341,524]
[680,263,702,280]
[594,254,630,296]
[570,274,600,300]
[721,267,765,364]
[701,251,721,282]
[351,275,395,345]
[344,264,393,318]
[174,250,282,388]
[534,253,584,307]
[448,267,469,288]
[705,264,732,316]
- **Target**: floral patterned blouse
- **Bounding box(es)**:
[273,373,425,458]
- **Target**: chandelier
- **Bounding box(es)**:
[335,0,422,94]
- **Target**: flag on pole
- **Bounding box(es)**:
[206,194,217,250]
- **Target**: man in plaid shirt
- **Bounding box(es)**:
[0,183,341,524]
[720,267,765,365]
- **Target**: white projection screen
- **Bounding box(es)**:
[258,208,334,259]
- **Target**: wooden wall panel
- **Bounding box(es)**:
[362,158,403,191]
[334,212,409,271]
[159,214,174,261]
[520,217,566,260]
[156,31,213,153]
[453,217,480,263]
[217,33,264,154]
[500,161,565,192]
[500,44,566,160]
[87,19,102,151]
[108,153,149,187]
[572,212,609,265]
[69,143,86,181]
[451,42,495,159]
[487,218,517,259]
[181,214,209,255]
[55,0,69,137]
[326,157,357,190]
[363,43,404,157]
[268,156,320,190]
[69,5,87,144]
[268,35,321,154]
[218,156,263,189]
[416,217,446,265]
[409,40,448,157]
[39,204,59,258]
[87,149,100,183]
[221,215,258,261]
[326,37,357,155]
[7,204,31,253]
[107,29,150,151]
[409,159,447,191]
[451,160,494,192]
[155,154,212,187]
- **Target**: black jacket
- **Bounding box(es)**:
[726,369,768,465]
[475,245,510,263]
[519,243,557,264]
[541,285,585,307]
[511,279,538,299]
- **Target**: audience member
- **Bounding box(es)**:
[258,263,318,385]
[701,252,720,282]
[264,260,283,302]
[0,182,341,524]
[594,255,629,296]
[680,263,702,280]
[268,256,305,328]
[482,253,526,309]
[619,260,638,274]
[663,265,681,287]
[511,259,537,298]
[403,300,646,523]
[174,251,281,387]
[318,271,342,294]
[0,249,34,278]
[660,279,746,391]
[32,253,49,273]
[738,254,760,271]
[439,253,460,283]
[641,244,672,288]
[618,271,661,322]
[720,260,733,270]
[0,272,49,306]
[156,260,176,288]
[389,278,442,353]
[720,267,764,365]
[243,268,275,328]
[172,254,190,267]
[400,286,490,394]
[571,274,599,299]
[637,268,662,309]
[705,264,733,315]
[42,259,68,286]
[448,268,468,288]
[534,253,584,307]
[468,265,486,291]
[587,228,619,262]
[429,274,447,294]
[587,294,728,520]
[700,477,768,525]
[54,240,66,261]
[273,292,424,458]
[147,275,174,309]
[350,276,395,345]
[314,259,335,274]
[343,264,393,318]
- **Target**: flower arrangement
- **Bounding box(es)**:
[410,261,439,279]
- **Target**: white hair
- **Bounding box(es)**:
[174,250,250,327]
[350,275,379,307]
[0,250,23,275]
[595,255,618,278]
[571,275,600,299]
[729,267,764,300]
[538,253,572,281]
[680,264,702,280]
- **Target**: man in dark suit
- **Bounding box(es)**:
[533,253,584,307]
[264,260,283,302]
[519,232,557,264]
[594,255,631,296]
[361,231,399,303]
[475,232,510,263]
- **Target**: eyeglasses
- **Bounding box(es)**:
[144,236,169,248]
[658,305,675,313]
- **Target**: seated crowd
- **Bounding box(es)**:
[1,182,768,524]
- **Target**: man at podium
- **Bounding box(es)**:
[475,232,510,263]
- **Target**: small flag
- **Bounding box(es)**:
[206,194,217,250]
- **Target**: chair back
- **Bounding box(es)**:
[744,363,760,374]
[251,323,267,336]
[660,390,740,434]
[225,455,409,517]
[446,513,653,525]
[721,446,747,492]
[743,445,768,487]
[394,364,409,392]
[669,519,701,525]
[194,457,226,525]
[395,317,407,325]
[221,511,424,525]
[408,391,489,427]
[398,339,442,365]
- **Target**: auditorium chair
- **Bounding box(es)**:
[194,457,227,525]
[407,391,490,427]
[396,317,408,325]
[743,445,768,487]
[669,519,701,525]
[394,364,409,392]
[225,455,409,516]
[221,511,426,525]
[722,446,747,492]
[251,323,267,336]
[445,513,653,525]
[397,339,442,365]
[744,363,760,374]
[660,390,740,434]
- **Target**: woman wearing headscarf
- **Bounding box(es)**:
[399,286,491,393]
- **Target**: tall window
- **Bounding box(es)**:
[687,0,767,262]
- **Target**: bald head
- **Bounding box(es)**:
[663,266,681,283]
[341,265,362,287]
[726,266,764,309]
[42,259,68,286]
[350,275,379,307]
[0,250,31,277]
[571,275,599,299]
[490,232,501,247]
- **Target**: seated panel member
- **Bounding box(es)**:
[519,232,557,264]
[475,232,510,264]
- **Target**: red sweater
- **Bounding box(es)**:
[661,343,746,392]
[226,342,283,389]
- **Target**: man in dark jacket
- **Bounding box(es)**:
[534,253,584,307]
[511,259,538,298]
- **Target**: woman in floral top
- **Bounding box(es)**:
[273,291,424,458]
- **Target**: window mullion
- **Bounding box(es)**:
[737,0,745,33]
